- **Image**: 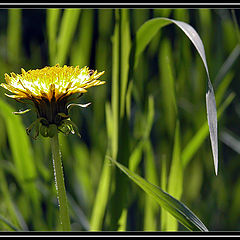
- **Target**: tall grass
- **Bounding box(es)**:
[0,8,239,231]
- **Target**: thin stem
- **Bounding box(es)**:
[50,133,71,231]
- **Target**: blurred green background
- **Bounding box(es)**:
[0,8,239,232]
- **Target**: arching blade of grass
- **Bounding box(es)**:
[131,17,218,175]
[110,159,208,232]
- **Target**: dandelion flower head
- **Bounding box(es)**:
[1,64,105,138]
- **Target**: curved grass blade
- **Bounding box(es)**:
[110,159,208,232]
[133,17,218,175]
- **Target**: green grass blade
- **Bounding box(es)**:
[165,120,182,231]
[89,102,113,231]
[120,9,131,119]
[110,159,208,232]
[168,121,182,200]
[143,139,158,231]
[160,155,168,231]
[90,151,111,231]
[56,9,81,65]
[129,95,154,173]
[158,39,177,137]
[70,9,93,67]
[7,9,22,65]
[128,141,144,172]
[111,9,120,160]
[144,95,155,139]
[47,9,61,65]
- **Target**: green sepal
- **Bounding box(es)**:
[57,112,70,118]
[58,119,81,137]
[26,118,42,139]
[40,124,49,137]
[48,124,58,138]
[26,117,48,139]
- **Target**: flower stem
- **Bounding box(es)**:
[50,133,71,231]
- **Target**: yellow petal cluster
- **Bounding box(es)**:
[1,64,105,102]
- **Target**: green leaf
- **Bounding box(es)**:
[110,159,208,232]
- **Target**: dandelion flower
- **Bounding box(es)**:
[1,64,105,138]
